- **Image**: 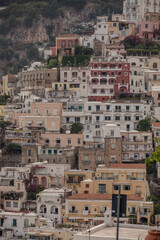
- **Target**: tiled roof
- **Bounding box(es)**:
[67,194,112,200]
[109,163,146,169]
[152,122,160,127]
[67,194,143,201]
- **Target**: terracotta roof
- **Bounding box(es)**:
[152,122,160,127]
[67,194,143,201]
[109,163,146,169]
[57,34,80,38]
[67,194,112,200]
[127,195,143,201]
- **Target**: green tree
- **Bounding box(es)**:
[137,118,151,132]
[27,46,39,60]
[71,123,83,134]
[6,142,22,154]
[47,58,57,68]
[146,138,160,165]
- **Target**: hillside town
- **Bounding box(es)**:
[1,0,160,239]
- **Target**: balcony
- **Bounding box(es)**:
[67,180,80,184]
[82,210,90,215]
[69,210,78,213]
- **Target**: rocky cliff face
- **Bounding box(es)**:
[5,6,95,44]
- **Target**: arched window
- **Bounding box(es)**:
[40,204,47,214]
[41,177,47,186]
[153,62,158,69]
[131,62,136,66]
[33,177,39,185]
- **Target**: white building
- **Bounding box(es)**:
[62,100,151,143]
[123,0,160,23]
[83,16,109,48]
[37,188,72,223]
[121,130,153,162]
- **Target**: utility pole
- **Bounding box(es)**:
[116,186,121,240]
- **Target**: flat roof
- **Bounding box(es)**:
[91,226,148,239]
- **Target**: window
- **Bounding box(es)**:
[136,106,139,111]
[45,139,49,145]
[84,156,88,163]
[78,138,81,144]
[6,201,11,207]
[115,116,121,121]
[154,75,157,81]
[75,117,80,123]
[88,106,91,111]
[53,109,57,115]
[145,24,148,28]
[110,89,113,93]
[136,116,139,121]
[126,106,130,111]
[97,155,102,163]
[96,116,100,122]
[102,36,104,41]
[68,139,71,145]
[12,219,17,227]
[13,202,18,208]
[113,185,120,190]
[101,89,105,93]
[93,89,97,93]
[113,22,117,26]
[72,72,78,78]
[125,116,131,121]
[115,106,121,112]
[27,149,31,156]
[111,143,115,149]
[56,139,61,146]
[61,40,66,47]
[86,184,89,188]
[48,149,52,155]
[95,125,100,128]
[105,116,111,121]
[35,109,39,115]
[106,105,110,111]
[123,185,130,190]
[134,71,137,75]
[64,72,67,78]
[96,105,100,111]
[121,31,126,36]
[68,40,72,47]
[126,124,130,131]
[99,184,106,193]
[45,109,49,115]
[153,62,158,69]
[24,219,29,228]
[111,130,114,137]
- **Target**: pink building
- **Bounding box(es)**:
[17,102,62,134]
[40,133,83,148]
[139,12,160,40]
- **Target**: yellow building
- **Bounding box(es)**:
[65,164,153,227]
[64,170,93,191]
[108,21,136,44]
[52,82,80,92]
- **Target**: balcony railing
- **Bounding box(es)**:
[69,210,78,213]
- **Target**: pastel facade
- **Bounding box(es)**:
[65,164,153,227]
[123,0,160,23]
[0,167,30,212]
[31,162,70,188]
[121,130,153,161]
[89,56,130,101]
[139,13,160,39]
[108,20,136,44]
[50,34,81,56]
[37,188,72,223]
[83,16,109,49]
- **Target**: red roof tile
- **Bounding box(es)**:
[109,163,146,169]
[67,194,143,201]
[67,194,112,200]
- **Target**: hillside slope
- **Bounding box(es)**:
[0,0,123,74]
